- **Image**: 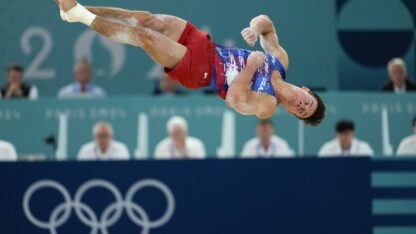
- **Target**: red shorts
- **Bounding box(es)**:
[164,22,216,89]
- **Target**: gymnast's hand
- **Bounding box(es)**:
[247,51,266,69]
[241,27,259,47]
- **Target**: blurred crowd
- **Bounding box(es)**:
[0,57,415,160]
[2,57,415,100]
[0,115,415,161]
[0,59,189,100]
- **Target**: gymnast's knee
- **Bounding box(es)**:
[132,27,155,44]
[136,12,168,29]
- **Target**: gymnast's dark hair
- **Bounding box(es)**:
[413,116,416,127]
[301,91,326,127]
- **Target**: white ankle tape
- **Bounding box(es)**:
[64,3,96,26]
[60,10,67,21]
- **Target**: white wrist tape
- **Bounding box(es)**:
[64,3,96,26]
[60,10,67,21]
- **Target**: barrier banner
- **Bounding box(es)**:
[0,159,371,234]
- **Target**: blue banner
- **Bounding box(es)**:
[0,159,371,234]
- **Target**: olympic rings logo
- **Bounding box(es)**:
[23,179,175,234]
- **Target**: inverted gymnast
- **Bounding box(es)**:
[56,0,326,126]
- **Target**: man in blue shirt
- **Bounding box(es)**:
[58,59,106,98]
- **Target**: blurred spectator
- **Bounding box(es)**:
[397,116,416,156]
[318,120,374,157]
[153,74,186,96]
[1,64,38,100]
[381,58,416,93]
[154,116,206,159]
[77,122,130,160]
[241,119,295,158]
[58,59,106,98]
[0,139,18,161]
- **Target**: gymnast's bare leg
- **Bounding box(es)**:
[57,0,187,69]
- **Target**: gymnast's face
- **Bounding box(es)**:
[285,86,318,119]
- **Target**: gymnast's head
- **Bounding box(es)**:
[283,86,326,127]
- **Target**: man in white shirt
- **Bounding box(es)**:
[0,140,18,161]
[77,121,130,160]
[58,59,107,98]
[319,120,374,157]
[397,117,416,156]
[241,119,295,158]
[154,116,206,159]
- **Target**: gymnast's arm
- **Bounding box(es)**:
[226,52,276,119]
[242,15,289,69]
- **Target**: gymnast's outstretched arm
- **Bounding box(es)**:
[241,15,289,69]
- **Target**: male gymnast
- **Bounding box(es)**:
[56,0,326,126]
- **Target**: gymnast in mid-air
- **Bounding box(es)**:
[56,0,326,126]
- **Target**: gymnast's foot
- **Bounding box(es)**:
[56,0,96,26]
[58,0,77,12]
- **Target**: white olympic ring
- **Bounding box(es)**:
[23,179,175,234]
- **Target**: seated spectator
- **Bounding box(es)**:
[397,116,416,156]
[318,120,374,157]
[0,139,18,161]
[381,58,416,93]
[58,59,106,98]
[153,73,186,96]
[1,64,38,100]
[154,116,206,159]
[241,119,295,158]
[77,121,130,160]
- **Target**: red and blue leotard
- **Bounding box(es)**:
[211,44,287,99]
[164,23,287,99]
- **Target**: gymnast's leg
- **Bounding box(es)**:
[58,0,186,69]
[84,6,187,42]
